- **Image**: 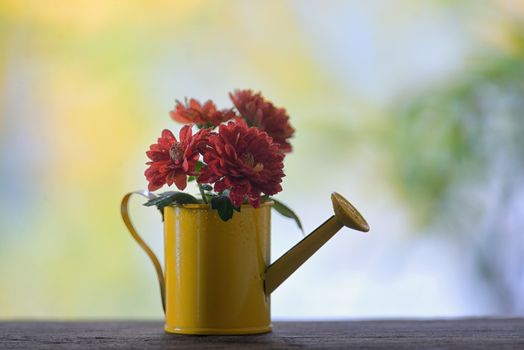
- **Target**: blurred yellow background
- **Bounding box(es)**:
[1,0,523,319]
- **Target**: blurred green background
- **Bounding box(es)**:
[1,0,523,319]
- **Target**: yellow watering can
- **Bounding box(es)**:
[121,191,369,335]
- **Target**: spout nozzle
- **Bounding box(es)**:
[331,192,369,232]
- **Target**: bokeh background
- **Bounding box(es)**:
[1,0,523,319]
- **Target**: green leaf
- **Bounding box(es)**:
[143,191,199,211]
[189,162,205,182]
[211,195,235,221]
[271,198,303,232]
[195,161,204,173]
[201,184,213,191]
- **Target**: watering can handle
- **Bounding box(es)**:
[120,191,166,314]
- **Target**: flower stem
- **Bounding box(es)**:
[198,183,208,204]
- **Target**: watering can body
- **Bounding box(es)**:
[121,192,369,335]
[164,202,272,334]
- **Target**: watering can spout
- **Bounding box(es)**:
[264,192,369,295]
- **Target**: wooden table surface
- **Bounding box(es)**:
[1,319,523,349]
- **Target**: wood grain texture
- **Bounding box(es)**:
[1,319,523,349]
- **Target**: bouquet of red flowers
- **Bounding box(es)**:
[143,89,301,227]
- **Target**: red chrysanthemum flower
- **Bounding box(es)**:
[229,89,295,153]
[170,98,236,128]
[145,125,209,191]
[198,120,285,207]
